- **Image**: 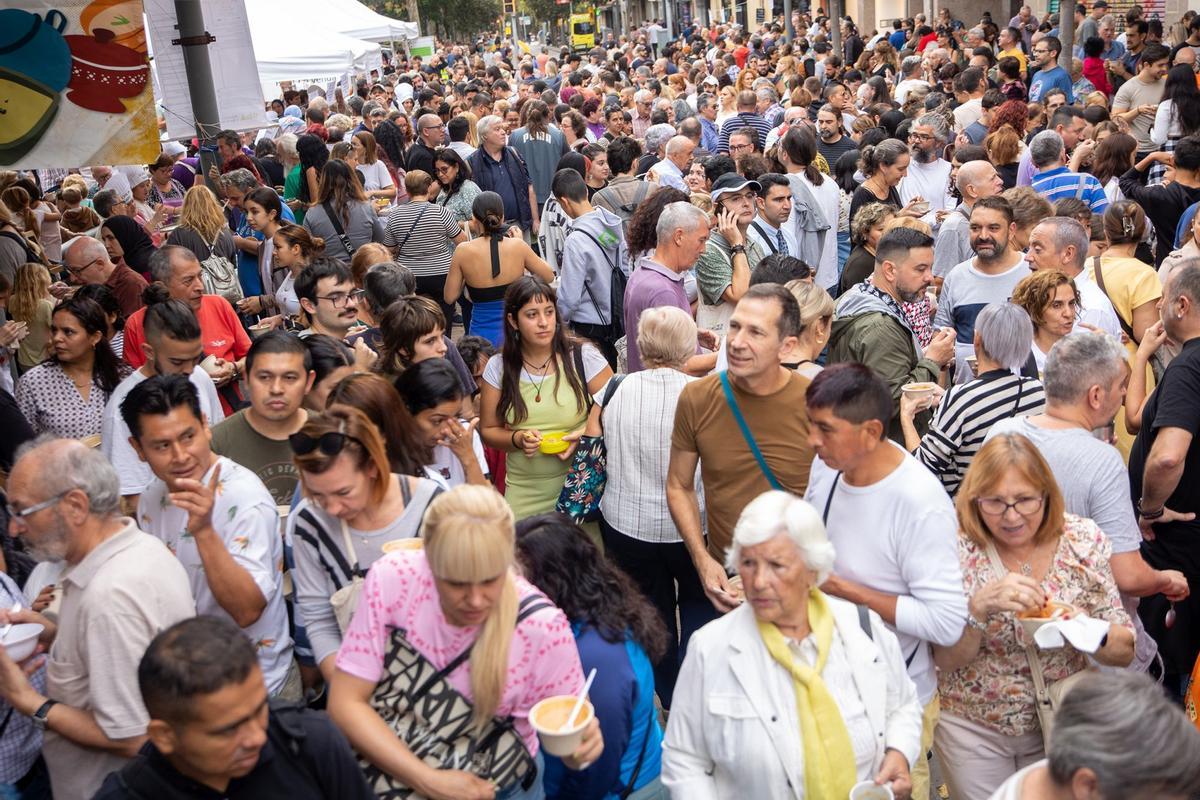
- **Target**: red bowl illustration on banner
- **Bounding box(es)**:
[64,28,149,113]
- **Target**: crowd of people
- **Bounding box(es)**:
[2,2,1200,798]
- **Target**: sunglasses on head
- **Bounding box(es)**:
[289,430,361,456]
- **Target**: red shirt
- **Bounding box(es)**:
[123,294,250,413]
[917,32,938,52]
[733,45,749,69]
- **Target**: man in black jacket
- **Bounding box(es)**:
[1120,135,1200,265]
[93,617,372,800]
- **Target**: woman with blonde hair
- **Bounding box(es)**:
[785,280,834,380]
[933,433,1133,799]
[288,405,443,680]
[327,484,602,799]
[716,85,738,125]
[8,262,53,370]
[460,111,480,147]
[165,184,238,281]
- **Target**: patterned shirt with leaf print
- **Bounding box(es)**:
[138,456,294,693]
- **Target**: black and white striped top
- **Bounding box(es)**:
[916,371,1047,495]
[382,200,462,277]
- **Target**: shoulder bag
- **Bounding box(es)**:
[720,370,782,490]
[1091,256,1137,343]
[982,539,1090,747]
[556,354,626,523]
[196,227,243,303]
[323,201,356,259]
[330,477,414,633]
[363,594,554,798]
[390,204,430,255]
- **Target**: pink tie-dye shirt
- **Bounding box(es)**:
[336,550,584,753]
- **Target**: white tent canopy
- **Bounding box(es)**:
[246,0,383,98]
[325,0,420,42]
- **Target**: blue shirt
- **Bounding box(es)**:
[0,573,43,785]
[230,201,295,298]
[889,29,908,50]
[542,624,662,799]
[1030,166,1109,213]
[699,117,720,153]
[1029,65,1074,103]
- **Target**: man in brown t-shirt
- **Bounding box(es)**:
[63,236,147,318]
[668,284,815,615]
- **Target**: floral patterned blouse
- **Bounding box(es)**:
[938,514,1132,736]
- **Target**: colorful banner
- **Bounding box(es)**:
[0,1,159,169]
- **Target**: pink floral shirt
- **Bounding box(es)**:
[938,514,1131,736]
[336,550,584,753]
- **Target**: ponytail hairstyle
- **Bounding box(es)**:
[471,191,508,237]
[1102,200,1146,245]
[858,137,909,178]
[420,485,519,731]
[780,125,824,186]
[1,186,36,233]
[274,222,325,260]
[523,99,550,137]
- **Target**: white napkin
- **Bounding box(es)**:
[1033,614,1111,654]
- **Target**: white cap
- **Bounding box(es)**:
[161,140,186,157]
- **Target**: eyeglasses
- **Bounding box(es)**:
[908,132,935,142]
[5,491,69,522]
[435,164,454,174]
[315,292,356,308]
[975,495,1046,516]
[289,430,364,456]
[65,257,103,276]
[729,144,754,153]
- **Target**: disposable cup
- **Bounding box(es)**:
[901,382,937,402]
[849,781,895,800]
[539,431,569,455]
[1,623,44,662]
[530,696,594,757]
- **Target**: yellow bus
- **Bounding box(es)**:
[570,12,597,51]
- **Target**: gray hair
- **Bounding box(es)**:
[636,305,698,369]
[755,86,779,104]
[1166,260,1200,306]
[91,188,120,218]
[975,303,1035,372]
[1038,216,1089,272]
[672,99,695,123]
[363,262,416,318]
[1030,130,1066,169]
[275,133,299,160]
[665,135,694,157]
[1048,671,1200,798]
[726,491,837,583]
[148,244,198,283]
[656,201,710,242]
[14,435,121,518]
[914,112,950,142]
[645,123,677,155]
[1043,332,1128,404]
[361,100,383,118]
[476,114,504,141]
[634,88,653,103]
[222,168,258,192]
[901,55,924,76]
[696,93,716,113]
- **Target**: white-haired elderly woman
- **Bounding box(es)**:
[662,491,923,800]
[899,303,1048,495]
[594,306,705,710]
[989,671,1200,800]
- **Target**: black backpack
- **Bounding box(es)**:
[569,227,627,339]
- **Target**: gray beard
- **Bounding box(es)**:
[912,148,938,164]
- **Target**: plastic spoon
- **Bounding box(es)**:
[0,602,21,640]
[564,668,597,731]
[1166,602,1177,629]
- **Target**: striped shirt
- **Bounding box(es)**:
[916,371,1046,495]
[1030,166,1109,214]
[382,200,462,277]
[717,112,774,154]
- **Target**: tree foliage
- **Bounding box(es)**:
[363,0,502,40]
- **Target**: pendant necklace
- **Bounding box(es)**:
[524,354,554,402]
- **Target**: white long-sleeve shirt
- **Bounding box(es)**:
[805,446,968,705]
[1151,99,1182,147]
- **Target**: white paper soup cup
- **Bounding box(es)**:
[849,780,895,800]
[530,696,594,757]
[1,623,44,662]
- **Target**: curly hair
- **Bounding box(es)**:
[1011,269,1078,328]
[989,99,1028,137]
[850,202,896,246]
[515,513,668,663]
[624,187,689,261]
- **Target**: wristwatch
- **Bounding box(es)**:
[729,244,747,255]
[965,614,988,634]
[31,699,57,730]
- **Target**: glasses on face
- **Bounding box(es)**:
[5,491,69,522]
[65,257,103,276]
[975,495,1046,516]
[289,430,364,456]
[729,144,753,154]
[315,292,356,308]
[908,132,935,142]
[435,164,454,174]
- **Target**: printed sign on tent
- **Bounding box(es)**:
[0,1,159,169]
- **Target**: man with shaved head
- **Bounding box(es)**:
[405,112,445,175]
[649,135,696,191]
[0,437,194,799]
[933,159,1005,278]
[61,236,147,317]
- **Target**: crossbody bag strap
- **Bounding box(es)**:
[1091,256,1137,342]
[618,709,655,799]
[339,518,363,577]
[322,202,354,257]
[427,594,555,689]
[394,205,430,252]
[750,221,779,254]
[719,370,782,490]
[982,539,1052,703]
[821,471,842,524]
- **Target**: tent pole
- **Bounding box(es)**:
[173,0,222,181]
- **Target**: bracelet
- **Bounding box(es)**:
[1137,501,1165,520]
[511,430,521,450]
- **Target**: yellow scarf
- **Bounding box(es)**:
[757,589,857,800]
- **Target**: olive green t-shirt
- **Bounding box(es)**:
[210,409,299,505]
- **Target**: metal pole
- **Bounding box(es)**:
[784,0,793,41]
[172,0,220,182]
[829,0,841,55]
[1058,7,1074,85]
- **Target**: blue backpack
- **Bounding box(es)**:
[1177,201,1200,250]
